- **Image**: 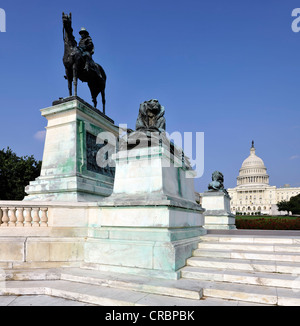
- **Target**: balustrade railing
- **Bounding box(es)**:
[0,204,48,227]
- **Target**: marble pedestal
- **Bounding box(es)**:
[85,143,206,279]
[202,191,236,230]
[24,97,118,201]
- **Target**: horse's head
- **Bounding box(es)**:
[62,12,72,31]
[62,12,77,47]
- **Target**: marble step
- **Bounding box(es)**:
[0,293,267,306]
[187,256,300,274]
[1,268,297,306]
[197,241,300,253]
[200,234,300,245]
[193,248,300,262]
[0,280,153,306]
[0,279,256,306]
[187,279,300,306]
[0,268,203,300]
[181,266,300,289]
[59,268,203,300]
[0,294,94,306]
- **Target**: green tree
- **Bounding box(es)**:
[277,200,291,212]
[278,194,300,215]
[288,194,300,215]
[0,147,42,200]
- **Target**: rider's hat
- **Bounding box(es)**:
[79,27,89,35]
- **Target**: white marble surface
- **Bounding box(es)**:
[0,295,92,306]
[112,146,196,202]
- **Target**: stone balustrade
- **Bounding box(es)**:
[0,203,48,227]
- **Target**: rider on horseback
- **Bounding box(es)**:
[78,27,94,71]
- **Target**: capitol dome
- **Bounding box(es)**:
[237,141,269,186]
[228,141,300,216]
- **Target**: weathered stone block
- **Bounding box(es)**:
[0,238,25,262]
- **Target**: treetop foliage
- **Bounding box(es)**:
[0,147,42,200]
[278,194,300,215]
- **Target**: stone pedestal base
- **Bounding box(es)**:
[84,203,205,279]
[202,191,236,230]
[84,144,206,279]
[24,97,118,202]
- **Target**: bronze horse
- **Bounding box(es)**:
[62,12,106,113]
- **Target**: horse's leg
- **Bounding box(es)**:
[101,89,106,115]
[92,98,97,108]
[66,69,72,96]
[73,65,77,97]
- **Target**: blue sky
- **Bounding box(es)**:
[0,0,299,192]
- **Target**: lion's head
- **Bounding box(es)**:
[136,99,165,132]
[143,99,161,116]
[212,171,224,183]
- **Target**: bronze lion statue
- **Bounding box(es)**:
[208,171,228,194]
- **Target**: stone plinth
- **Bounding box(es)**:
[84,143,206,279]
[202,191,236,230]
[24,97,118,202]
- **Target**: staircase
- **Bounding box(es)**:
[1,232,300,306]
[181,232,300,305]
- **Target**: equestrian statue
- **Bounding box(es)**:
[62,12,106,113]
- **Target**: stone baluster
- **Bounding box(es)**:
[16,207,24,227]
[24,208,32,227]
[0,206,49,227]
[40,208,48,227]
[9,207,17,227]
[1,208,9,227]
[32,207,40,227]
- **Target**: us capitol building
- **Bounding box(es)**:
[227,142,300,215]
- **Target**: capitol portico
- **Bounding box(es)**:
[227,142,300,216]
